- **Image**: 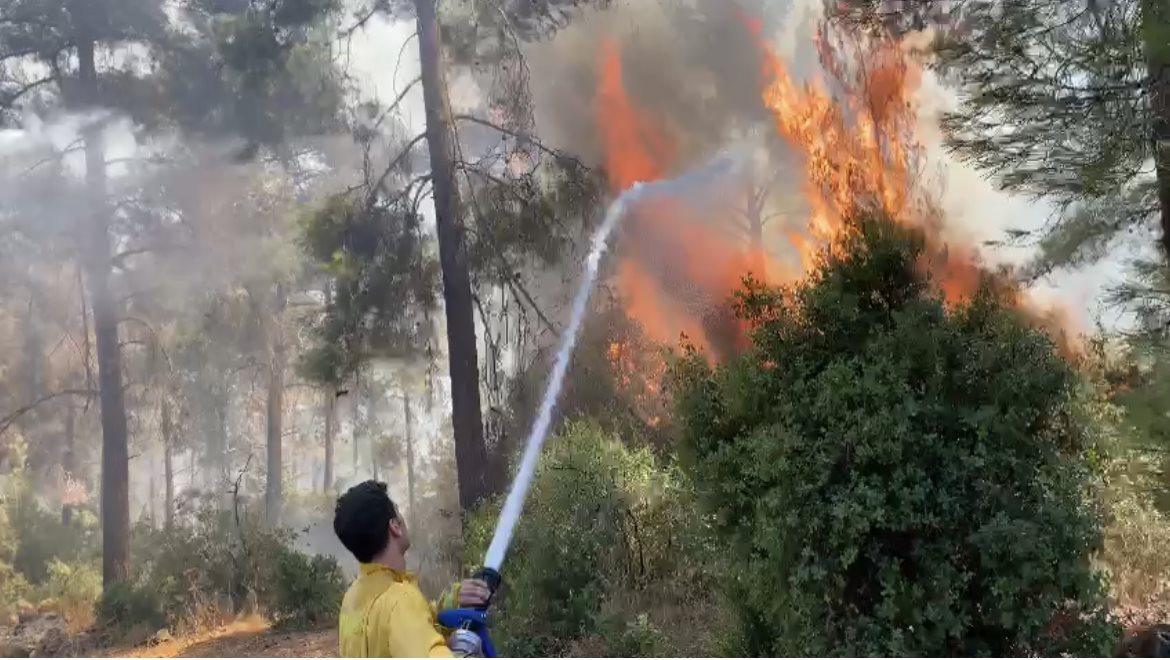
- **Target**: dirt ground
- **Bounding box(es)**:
[104,617,337,659]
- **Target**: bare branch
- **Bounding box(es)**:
[393,31,419,99]
[0,389,98,439]
[17,139,84,179]
[0,75,55,110]
[452,173,559,336]
[372,76,422,133]
[110,244,184,270]
[119,316,173,371]
[453,114,586,168]
[339,2,381,38]
[366,132,429,208]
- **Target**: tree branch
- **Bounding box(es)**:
[110,244,184,270]
[0,75,55,109]
[339,2,381,38]
[453,114,586,168]
[0,389,98,439]
[365,131,429,208]
[372,76,421,133]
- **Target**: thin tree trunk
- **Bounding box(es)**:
[265,284,287,526]
[747,187,766,277]
[323,390,335,493]
[352,372,361,472]
[1146,0,1170,256]
[78,36,130,589]
[414,0,491,511]
[323,284,335,493]
[61,397,76,526]
[161,396,175,531]
[368,384,378,481]
[404,388,416,515]
[149,459,157,527]
[21,301,44,438]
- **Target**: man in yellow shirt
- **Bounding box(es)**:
[334,480,491,657]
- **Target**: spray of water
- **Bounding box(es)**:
[482,154,740,572]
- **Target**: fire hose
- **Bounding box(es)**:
[435,156,738,658]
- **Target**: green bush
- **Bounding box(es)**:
[37,559,102,629]
[0,561,31,622]
[96,580,167,633]
[674,215,1118,656]
[465,421,723,657]
[119,500,344,632]
[2,479,98,584]
[268,546,345,629]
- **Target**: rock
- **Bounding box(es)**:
[4,612,18,627]
[37,624,65,656]
[14,600,35,624]
[2,612,66,657]
[150,628,173,645]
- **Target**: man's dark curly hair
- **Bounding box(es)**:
[334,480,398,563]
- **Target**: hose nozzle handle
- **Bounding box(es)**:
[471,567,501,610]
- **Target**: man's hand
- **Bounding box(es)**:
[458,578,491,607]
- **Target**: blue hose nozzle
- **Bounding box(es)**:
[438,568,501,657]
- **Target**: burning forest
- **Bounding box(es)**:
[0,0,1168,657]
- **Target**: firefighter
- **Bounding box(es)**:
[334,480,491,657]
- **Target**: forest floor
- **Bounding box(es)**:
[2,597,1163,657]
[102,617,337,658]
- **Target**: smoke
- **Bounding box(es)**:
[519,0,1114,334]
[525,0,799,166]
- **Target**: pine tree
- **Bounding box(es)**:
[830,0,1170,276]
[1,0,343,586]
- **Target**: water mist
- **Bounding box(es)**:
[482,154,740,572]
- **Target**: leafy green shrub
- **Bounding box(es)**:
[3,480,98,584]
[121,499,343,632]
[0,561,31,622]
[465,421,722,657]
[268,546,345,629]
[37,559,101,629]
[596,613,665,657]
[674,215,1118,656]
[96,580,166,633]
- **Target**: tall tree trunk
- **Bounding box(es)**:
[414,0,491,511]
[61,396,76,526]
[265,284,287,526]
[213,395,230,510]
[368,384,379,481]
[323,284,335,493]
[403,388,416,515]
[161,396,175,531]
[78,36,131,589]
[323,390,335,493]
[21,301,43,433]
[1146,0,1170,256]
[149,459,157,527]
[746,187,766,278]
[353,374,367,477]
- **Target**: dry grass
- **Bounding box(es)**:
[1102,481,1170,630]
[102,615,338,658]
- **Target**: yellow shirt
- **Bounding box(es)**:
[338,563,459,658]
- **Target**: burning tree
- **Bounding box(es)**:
[674,213,1117,656]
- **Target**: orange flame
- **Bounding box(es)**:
[597,40,779,360]
[594,9,1078,388]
